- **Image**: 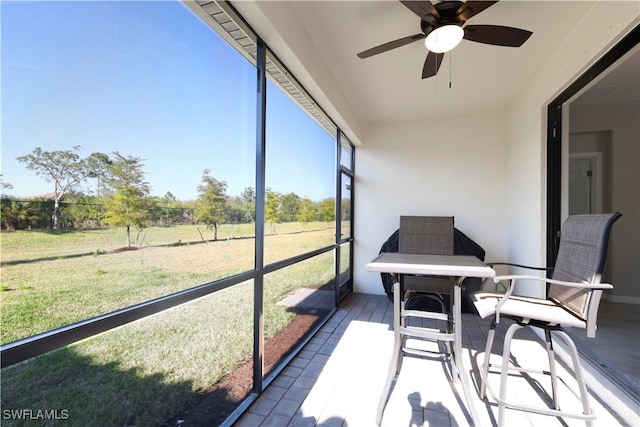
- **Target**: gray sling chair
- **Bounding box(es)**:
[399,215,455,313]
[376,216,456,425]
[399,215,455,365]
[472,212,621,426]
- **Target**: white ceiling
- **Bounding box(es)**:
[234,1,638,125]
[571,48,640,106]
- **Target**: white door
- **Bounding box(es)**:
[569,153,603,215]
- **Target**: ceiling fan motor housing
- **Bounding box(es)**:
[420,1,470,34]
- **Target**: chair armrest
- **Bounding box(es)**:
[487,262,553,272]
[493,275,613,290]
[485,264,553,292]
[491,275,612,322]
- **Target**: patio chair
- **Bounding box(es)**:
[399,215,454,313]
[472,212,621,426]
[376,216,455,424]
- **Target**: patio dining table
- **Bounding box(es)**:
[366,252,496,425]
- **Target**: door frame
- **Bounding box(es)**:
[568,151,603,215]
[545,25,639,267]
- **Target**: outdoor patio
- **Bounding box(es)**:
[235,293,637,427]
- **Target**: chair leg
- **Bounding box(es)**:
[488,325,595,427]
[397,335,405,373]
[498,322,523,427]
[480,317,497,399]
[544,329,560,410]
[442,297,455,366]
[439,296,455,380]
[554,330,594,427]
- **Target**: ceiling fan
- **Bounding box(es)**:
[357,0,532,79]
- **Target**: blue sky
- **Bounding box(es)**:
[1,1,335,201]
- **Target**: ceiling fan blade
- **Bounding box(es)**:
[455,1,498,21]
[357,33,426,58]
[400,1,439,19]
[422,51,444,78]
[463,24,532,47]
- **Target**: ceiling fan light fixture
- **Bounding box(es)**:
[425,25,464,53]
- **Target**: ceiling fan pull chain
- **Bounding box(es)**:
[449,52,452,88]
[435,69,439,117]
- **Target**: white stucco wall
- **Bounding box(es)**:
[353,113,509,294]
[504,2,638,297]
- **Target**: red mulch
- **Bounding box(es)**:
[113,246,139,253]
[163,311,326,426]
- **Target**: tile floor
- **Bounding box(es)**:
[235,293,639,427]
[569,299,640,384]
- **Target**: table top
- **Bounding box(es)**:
[366,252,496,278]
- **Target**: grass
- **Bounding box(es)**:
[0,222,333,343]
[0,223,336,426]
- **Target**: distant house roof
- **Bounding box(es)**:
[24,192,56,200]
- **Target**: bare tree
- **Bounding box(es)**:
[16,146,89,229]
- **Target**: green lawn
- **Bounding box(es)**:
[0,223,336,426]
[0,222,333,343]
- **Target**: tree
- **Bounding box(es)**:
[104,152,150,192]
[241,187,255,204]
[16,146,89,229]
[225,187,256,224]
[102,152,151,248]
[86,152,112,197]
[241,187,256,222]
[296,197,317,230]
[0,174,13,192]
[194,169,228,240]
[226,196,247,224]
[280,192,300,222]
[152,192,183,226]
[62,193,103,229]
[265,189,281,234]
[0,198,42,230]
[319,197,336,222]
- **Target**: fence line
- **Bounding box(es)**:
[0,198,195,230]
